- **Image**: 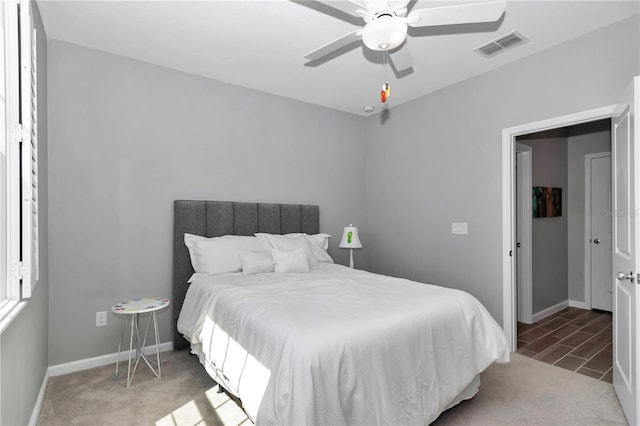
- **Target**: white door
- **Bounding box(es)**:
[590,154,612,311]
[613,76,640,425]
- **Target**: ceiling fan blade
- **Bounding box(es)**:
[389,43,414,71]
[304,30,363,61]
[312,0,370,18]
[407,0,506,28]
[388,0,410,10]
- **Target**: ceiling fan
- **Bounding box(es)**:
[304,0,507,71]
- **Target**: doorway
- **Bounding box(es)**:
[515,120,612,320]
[500,104,618,350]
[511,119,613,382]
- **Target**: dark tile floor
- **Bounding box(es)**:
[517,307,612,383]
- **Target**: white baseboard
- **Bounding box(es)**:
[569,299,589,309]
[48,341,173,377]
[28,368,50,426]
[532,300,569,323]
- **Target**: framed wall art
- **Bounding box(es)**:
[532,187,562,218]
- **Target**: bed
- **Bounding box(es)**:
[173,200,510,425]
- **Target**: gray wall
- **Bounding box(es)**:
[0,2,49,425]
[363,15,640,324]
[47,40,366,365]
[567,120,611,303]
[518,131,569,313]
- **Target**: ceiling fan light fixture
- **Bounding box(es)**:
[362,15,407,51]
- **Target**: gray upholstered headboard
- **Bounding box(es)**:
[173,200,320,349]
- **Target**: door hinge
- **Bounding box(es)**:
[16,124,29,144]
[13,262,26,280]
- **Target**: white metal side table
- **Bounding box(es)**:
[112,297,170,388]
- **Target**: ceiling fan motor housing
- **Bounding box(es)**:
[362,14,407,51]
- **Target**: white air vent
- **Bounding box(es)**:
[474,31,528,58]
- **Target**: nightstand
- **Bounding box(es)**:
[112,297,170,388]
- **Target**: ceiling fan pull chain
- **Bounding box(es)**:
[379,51,390,104]
[380,51,387,103]
[385,51,390,100]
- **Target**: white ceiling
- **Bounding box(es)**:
[36,0,639,116]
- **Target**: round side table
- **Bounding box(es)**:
[112,297,170,388]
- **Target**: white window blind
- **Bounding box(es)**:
[18,0,38,298]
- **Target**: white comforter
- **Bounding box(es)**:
[177,264,509,425]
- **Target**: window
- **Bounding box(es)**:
[1,0,38,309]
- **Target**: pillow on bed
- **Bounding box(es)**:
[239,251,275,275]
[286,233,334,264]
[255,234,320,267]
[305,236,334,264]
[304,233,331,251]
[271,248,310,273]
[184,234,264,274]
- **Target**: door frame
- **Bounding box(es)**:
[585,151,612,311]
[516,143,533,324]
[502,105,617,351]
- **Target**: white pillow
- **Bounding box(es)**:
[306,239,334,264]
[255,233,274,252]
[255,233,320,267]
[184,234,264,274]
[288,233,334,263]
[305,233,331,251]
[271,248,310,273]
[239,251,274,275]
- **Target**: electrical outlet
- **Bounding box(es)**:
[96,311,107,327]
[451,222,468,235]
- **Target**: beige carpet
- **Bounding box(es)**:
[37,351,627,426]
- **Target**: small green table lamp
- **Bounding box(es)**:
[339,224,362,268]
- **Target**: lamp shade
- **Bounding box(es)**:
[339,224,362,249]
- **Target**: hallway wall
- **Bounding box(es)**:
[518,130,568,313]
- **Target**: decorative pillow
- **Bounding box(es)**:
[184,234,264,274]
[255,233,320,267]
[239,251,275,275]
[271,248,310,273]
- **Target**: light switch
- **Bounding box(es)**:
[452,222,468,235]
